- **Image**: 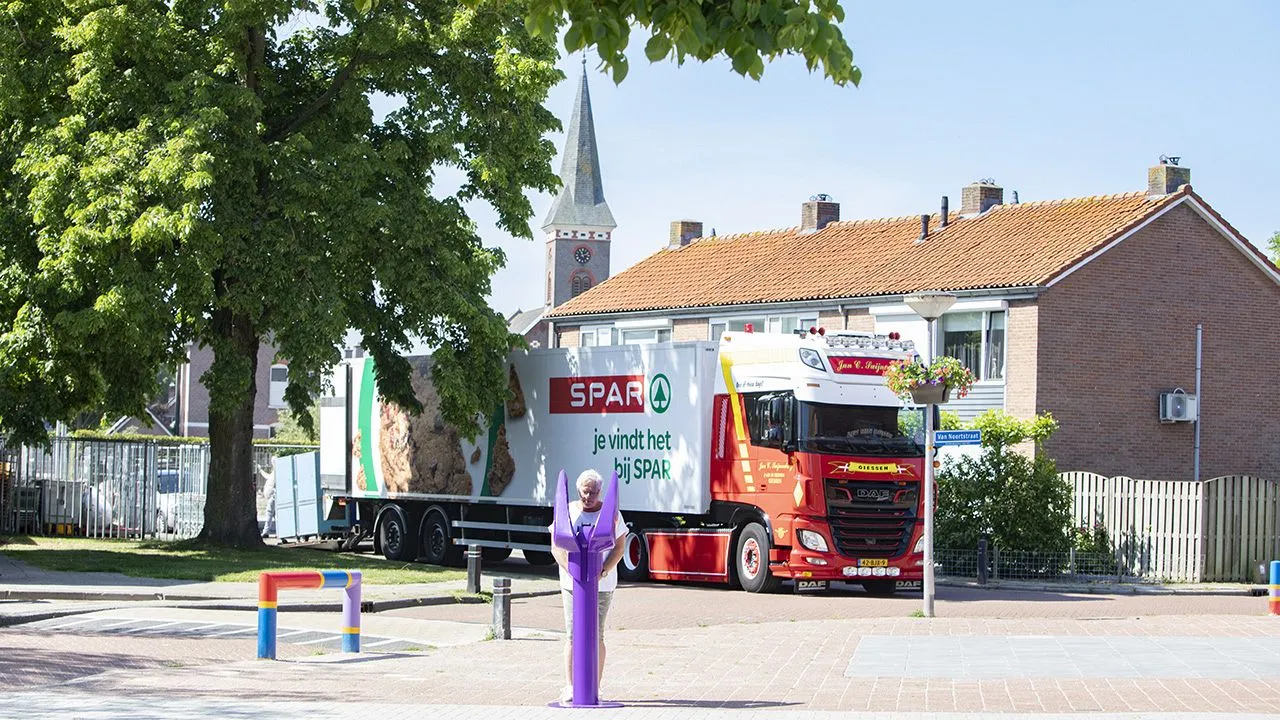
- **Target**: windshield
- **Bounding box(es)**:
[797,401,925,457]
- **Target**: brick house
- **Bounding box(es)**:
[543,162,1280,482]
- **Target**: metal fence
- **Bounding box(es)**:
[937,546,1126,584]
[0,437,316,540]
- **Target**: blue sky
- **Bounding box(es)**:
[480,0,1279,317]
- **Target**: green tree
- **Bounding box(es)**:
[0,1,860,546]
[1268,230,1279,267]
[935,410,1072,554]
[273,405,321,445]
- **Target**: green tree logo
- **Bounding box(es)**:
[649,373,672,414]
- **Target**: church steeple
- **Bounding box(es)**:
[543,63,616,312]
[542,64,616,231]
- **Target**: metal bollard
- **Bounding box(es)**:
[467,544,482,594]
[492,577,511,639]
[1270,561,1280,616]
[977,538,988,585]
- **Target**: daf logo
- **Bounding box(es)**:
[855,488,893,501]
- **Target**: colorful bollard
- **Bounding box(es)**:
[1270,561,1280,616]
[549,469,622,709]
[257,569,362,660]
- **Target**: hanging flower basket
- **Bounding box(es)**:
[909,383,952,405]
[885,356,976,405]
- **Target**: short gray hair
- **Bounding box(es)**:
[575,469,602,492]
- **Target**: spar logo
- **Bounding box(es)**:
[549,372,672,414]
[550,375,644,414]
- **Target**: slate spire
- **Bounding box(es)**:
[541,65,616,230]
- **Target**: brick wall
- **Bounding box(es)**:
[817,308,873,332]
[1004,300,1038,421]
[1037,203,1280,480]
[673,318,707,341]
[555,326,580,348]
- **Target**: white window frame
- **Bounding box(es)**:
[708,314,819,341]
[937,310,1006,382]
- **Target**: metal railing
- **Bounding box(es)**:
[937,545,1135,584]
[0,437,317,540]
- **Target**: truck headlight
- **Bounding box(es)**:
[913,537,925,553]
[798,348,825,372]
[797,529,829,553]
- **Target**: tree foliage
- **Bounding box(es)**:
[0,0,859,546]
[362,0,861,84]
[935,410,1072,554]
[1268,230,1279,267]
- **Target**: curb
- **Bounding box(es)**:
[936,577,1260,596]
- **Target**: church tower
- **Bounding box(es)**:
[542,64,615,310]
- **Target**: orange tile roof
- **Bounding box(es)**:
[547,187,1191,318]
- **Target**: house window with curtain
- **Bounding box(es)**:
[939,310,1006,381]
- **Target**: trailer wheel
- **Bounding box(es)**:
[617,529,648,581]
[523,550,556,566]
[736,523,781,593]
[421,508,463,567]
[482,547,512,562]
[377,506,417,562]
[861,579,897,597]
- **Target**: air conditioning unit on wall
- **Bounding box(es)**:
[1159,390,1198,423]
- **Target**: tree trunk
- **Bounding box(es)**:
[197,308,264,548]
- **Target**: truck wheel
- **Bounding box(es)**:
[618,529,648,581]
[523,550,556,566]
[861,579,897,597]
[420,508,462,567]
[736,523,781,593]
[378,506,417,562]
[482,547,512,562]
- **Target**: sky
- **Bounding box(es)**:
[469,0,1279,318]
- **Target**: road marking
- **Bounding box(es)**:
[294,635,342,645]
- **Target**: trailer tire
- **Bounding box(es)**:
[377,506,417,562]
[618,529,648,582]
[482,547,512,562]
[523,550,556,566]
[735,522,781,593]
[421,508,463,567]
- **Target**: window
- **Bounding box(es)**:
[570,271,592,297]
[578,326,615,347]
[938,310,1006,381]
[744,392,792,449]
[710,315,820,341]
[620,328,672,346]
[796,402,925,458]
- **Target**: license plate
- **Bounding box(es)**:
[858,558,888,567]
[796,580,828,593]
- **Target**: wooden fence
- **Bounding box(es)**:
[1063,472,1280,582]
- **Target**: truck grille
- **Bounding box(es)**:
[823,479,918,558]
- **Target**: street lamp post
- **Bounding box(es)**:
[904,292,956,618]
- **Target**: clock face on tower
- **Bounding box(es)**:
[573,246,592,265]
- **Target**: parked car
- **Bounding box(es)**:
[155,469,205,535]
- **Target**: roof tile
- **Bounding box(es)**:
[548,188,1188,317]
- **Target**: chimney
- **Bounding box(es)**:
[801,194,840,233]
[668,219,703,248]
[1148,157,1190,196]
[960,179,1003,215]
[941,196,949,227]
[917,214,930,243]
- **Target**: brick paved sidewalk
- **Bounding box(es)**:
[8,614,1280,715]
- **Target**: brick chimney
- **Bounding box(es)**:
[961,179,1003,215]
[1148,157,1190,196]
[668,219,703,248]
[800,194,840,233]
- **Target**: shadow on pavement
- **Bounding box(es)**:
[0,646,167,688]
[621,699,801,709]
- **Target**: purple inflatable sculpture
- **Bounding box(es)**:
[550,468,623,709]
